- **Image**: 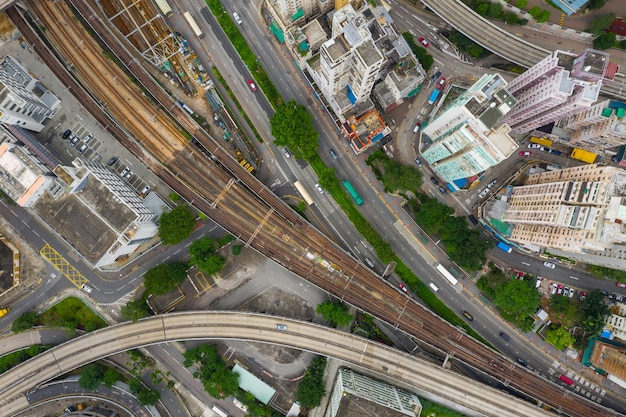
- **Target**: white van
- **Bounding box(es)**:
[428,282,439,292]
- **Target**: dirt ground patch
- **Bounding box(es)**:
[238,286,317,365]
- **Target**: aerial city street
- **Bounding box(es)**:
[1,0,626,417]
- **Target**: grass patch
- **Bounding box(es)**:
[39,297,107,330]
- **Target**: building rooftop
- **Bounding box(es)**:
[326,36,350,62]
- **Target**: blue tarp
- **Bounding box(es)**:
[601,330,612,339]
[453,178,467,188]
[346,85,357,104]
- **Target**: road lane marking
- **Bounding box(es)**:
[569,276,579,280]
[522,262,530,266]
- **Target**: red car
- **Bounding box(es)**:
[617,282,626,288]
[419,37,429,47]
[437,77,446,89]
[248,79,257,91]
[399,283,409,294]
[519,151,532,157]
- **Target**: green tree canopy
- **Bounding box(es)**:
[593,32,617,50]
[580,290,610,336]
[121,299,152,322]
[189,237,227,275]
[78,364,104,390]
[588,13,616,35]
[129,378,160,405]
[103,368,121,388]
[158,205,195,245]
[297,356,327,408]
[144,262,188,295]
[183,344,239,399]
[401,32,434,72]
[11,311,39,333]
[477,264,509,298]
[545,326,575,350]
[316,301,354,327]
[494,279,540,331]
[270,100,319,160]
[366,150,422,193]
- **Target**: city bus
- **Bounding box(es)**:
[183,11,205,38]
[154,0,173,17]
[294,181,314,206]
[211,404,230,417]
[434,263,458,286]
[343,180,363,205]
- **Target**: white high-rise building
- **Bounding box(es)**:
[497,49,614,134]
[420,74,517,183]
[0,56,60,132]
[272,0,333,25]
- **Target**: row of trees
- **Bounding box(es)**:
[366,151,422,194]
[78,363,160,406]
[410,193,492,271]
[402,33,435,72]
[463,0,528,25]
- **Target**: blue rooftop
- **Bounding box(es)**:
[551,0,588,16]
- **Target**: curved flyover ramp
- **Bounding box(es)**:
[0,312,548,417]
[422,0,625,99]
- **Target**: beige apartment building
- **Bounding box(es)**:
[504,164,626,269]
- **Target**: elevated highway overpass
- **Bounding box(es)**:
[0,312,552,417]
[422,0,626,99]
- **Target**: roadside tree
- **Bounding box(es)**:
[78,363,104,390]
[129,378,160,405]
[297,356,327,408]
[588,13,616,35]
[11,311,39,333]
[580,290,610,336]
[316,301,354,327]
[158,205,195,245]
[121,299,152,322]
[593,32,617,50]
[545,326,575,350]
[270,100,319,160]
[144,262,188,295]
[494,279,540,331]
[188,236,226,275]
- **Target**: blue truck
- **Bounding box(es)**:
[427,89,440,105]
[497,241,512,253]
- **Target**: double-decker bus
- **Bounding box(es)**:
[343,181,363,205]
[294,181,314,206]
[434,263,458,286]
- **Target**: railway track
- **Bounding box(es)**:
[8,2,618,416]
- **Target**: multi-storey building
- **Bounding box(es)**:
[325,368,422,417]
[0,55,61,132]
[556,99,626,153]
[497,49,615,134]
[503,164,626,269]
[305,3,424,121]
[420,74,517,183]
[269,0,334,29]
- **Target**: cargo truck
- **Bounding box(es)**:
[427,89,440,105]
[496,241,512,253]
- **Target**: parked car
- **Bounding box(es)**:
[487,179,498,189]
[120,167,130,178]
[83,133,94,143]
[124,170,133,179]
[430,176,439,185]
[78,144,88,153]
[107,156,118,166]
[431,71,441,81]
[578,291,587,302]
[419,37,429,47]
[598,289,609,296]
[568,288,575,298]
[413,123,421,133]
[399,283,409,294]
[414,157,423,167]
[247,79,257,91]
[478,188,489,199]
[70,135,80,146]
[140,185,151,195]
[543,261,555,269]
[617,282,626,288]
[557,284,564,296]
[329,149,338,160]
[535,276,542,288]
[437,77,446,89]
[550,149,563,156]
[314,183,323,193]
[281,148,291,159]
[563,286,569,297]
[62,129,72,139]
[612,293,624,302]
[550,283,558,295]
[519,151,532,157]
[528,143,541,149]
[438,186,447,195]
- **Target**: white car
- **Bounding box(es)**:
[568,288,575,298]
[233,12,243,25]
[314,183,323,193]
[528,143,541,149]
[535,277,542,288]
[81,283,93,294]
[550,283,558,295]
[281,148,291,159]
[543,261,556,269]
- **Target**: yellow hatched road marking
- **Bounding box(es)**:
[39,244,87,287]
